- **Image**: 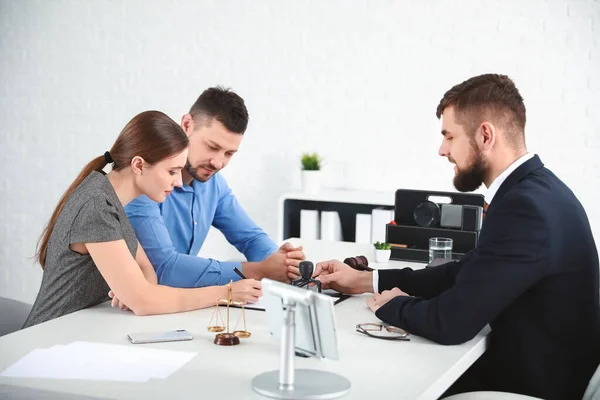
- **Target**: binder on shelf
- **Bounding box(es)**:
[320,211,343,242]
[354,213,372,244]
[300,209,320,240]
[371,208,394,244]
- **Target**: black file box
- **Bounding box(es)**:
[386,189,485,263]
[386,224,478,262]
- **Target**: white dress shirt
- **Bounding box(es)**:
[484,152,534,206]
[371,152,536,293]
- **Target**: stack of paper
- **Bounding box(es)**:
[0,341,196,382]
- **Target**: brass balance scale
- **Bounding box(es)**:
[207,281,251,345]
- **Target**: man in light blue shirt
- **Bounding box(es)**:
[125,87,305,288]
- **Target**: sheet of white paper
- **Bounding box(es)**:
[67,341,196,379]
[1,347,147,382]
[0,341,196,382]
[244,296,267,311]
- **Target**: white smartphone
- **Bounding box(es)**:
[127,329,193,344]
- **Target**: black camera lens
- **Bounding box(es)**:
[413,200,440,227]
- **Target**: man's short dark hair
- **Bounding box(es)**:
[436,74,526,146]
[189,86,249,134]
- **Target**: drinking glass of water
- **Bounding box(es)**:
[429,237,453,263]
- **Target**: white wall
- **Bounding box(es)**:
[1,0,598,303]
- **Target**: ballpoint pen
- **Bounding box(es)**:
[233,266,248,279]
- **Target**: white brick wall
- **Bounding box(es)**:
[1,0,599,303]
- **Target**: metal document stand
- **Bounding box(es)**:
[252,280,351,399]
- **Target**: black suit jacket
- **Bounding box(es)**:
[376,155,600,400]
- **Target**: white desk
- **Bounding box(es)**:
[0,239,489,400]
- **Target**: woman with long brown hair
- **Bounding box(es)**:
[24,110,261,328]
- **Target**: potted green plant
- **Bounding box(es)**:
[373,241,391,263]
[301,152,323,193]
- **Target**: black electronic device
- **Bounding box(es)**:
[290,261,322,293]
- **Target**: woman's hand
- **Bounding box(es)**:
[231,279,262,304]
[108,290,130,311]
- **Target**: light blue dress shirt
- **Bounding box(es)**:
[125,172,278,288]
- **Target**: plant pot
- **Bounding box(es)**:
[302,170,322,193]
[374,249,391,263]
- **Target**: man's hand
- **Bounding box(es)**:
[316,259,374,294]
[366,287,409,313]
[108,290,130,311]
[279,242,306,280]
[247,242,305,283]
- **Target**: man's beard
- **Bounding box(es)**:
[186,161,215,183]
[453,147,487,192]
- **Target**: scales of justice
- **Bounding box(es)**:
[207,280,251,345]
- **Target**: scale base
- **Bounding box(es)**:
[214,333,240,346]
